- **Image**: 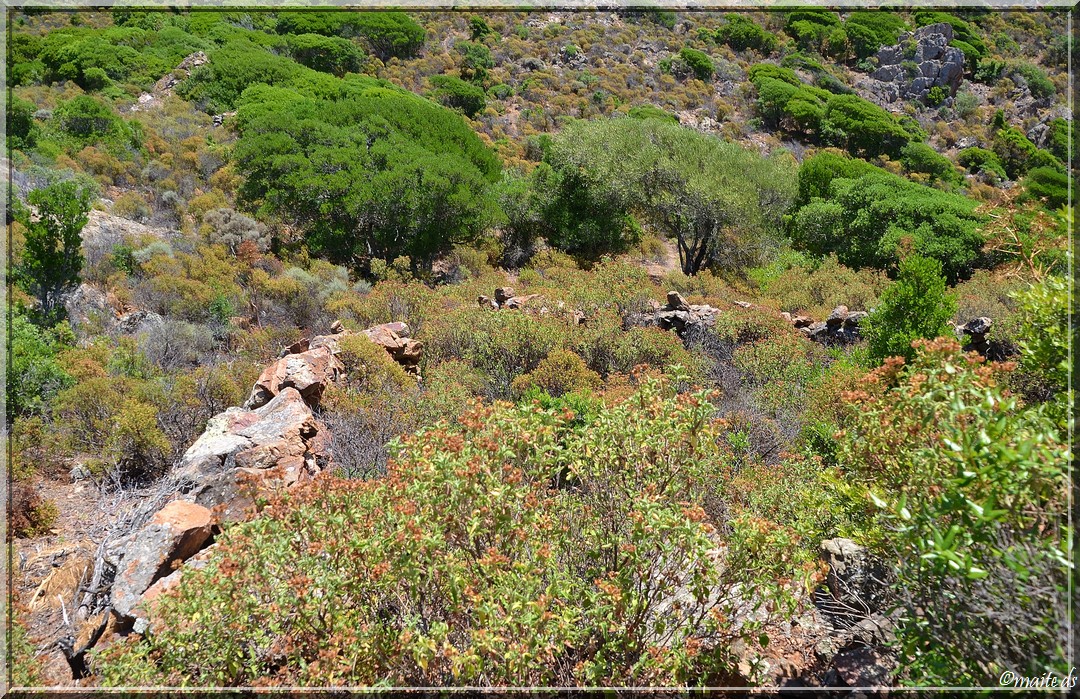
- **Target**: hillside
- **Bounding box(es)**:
[5,8,1073,690]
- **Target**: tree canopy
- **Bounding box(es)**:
[233,78,500,274]
[541,118,796,273]
[791,152,985,282]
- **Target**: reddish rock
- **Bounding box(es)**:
[245,345,343,409]
[112,501,213,618]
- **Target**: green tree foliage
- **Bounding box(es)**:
[285,33,365,76]
[457,41,494,83]
[7,308,74,420]
[845,11,907,58]
[791,153,985,282]
[784,10,840,52]
[95,375,801,686]
[7,96,37,150]
[749,67,918,159]
[429,74,487,117]
[819,94,915,159]
[899,141,961,185]
[274,11,424,60]
[51,94,143,155]
[233,80,499,274]
[792,149,880,207]
[713,14,776,53]
[15,180,94,318]
[542,118,795,272]
[1010,275,1070,414]
[468,16,494,41]
[862,255,957,363]
[835,337,1069,684]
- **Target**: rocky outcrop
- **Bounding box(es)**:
[870,23,965,104]
[628,293,868,348]
[790,306,868,346]
[105,320,423,632]
[479,286,542,311]
[246,345,344,409]
[109,501,213,619]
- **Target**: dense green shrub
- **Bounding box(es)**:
[428,74,487,117]
[275,11,424,60]
[791,154,985,282]
[1022,166,1069,209]
[286,33,365,76]
[749,68,918,159]
[899,141,960,185]
[627,104,679,124]
[792,149,880,207]
[845,11,906,57]
[677,47,714,81]
[836,337,1068,684]
[457,40,494,83]
[956,146,1007,181]
[862,255,957,363]
[7,309,75,419]
[992,125,1062,179]
[7,96,37,150]
[713,14,776,53]
[819,94,915,159]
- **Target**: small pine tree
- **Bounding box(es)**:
[864,255,957,363]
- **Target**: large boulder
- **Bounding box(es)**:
[175,388,328,496]
[111,501,213,618]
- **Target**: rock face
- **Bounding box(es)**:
[111,501,213,618]
[107,320,422,629]
[870,23,965,104]
[245,345,344,409]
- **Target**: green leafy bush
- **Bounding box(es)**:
[791,153,985,281]
[862,255,957,363]
[7,309,75,420]
[1022,166,1069,209]
[542,118,795,272]
[429,74,487,117]
[899,141,960,185]
[956,146,1007,181]
[835,337,1069,684]
[234,79,499,273]
[992,125,1062,179]
[286,33,365,76]
[275,11,424,60]
[677,47,714,81]
[95,376,803,687]
[713,14,776,54]
[627,104,678,124]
